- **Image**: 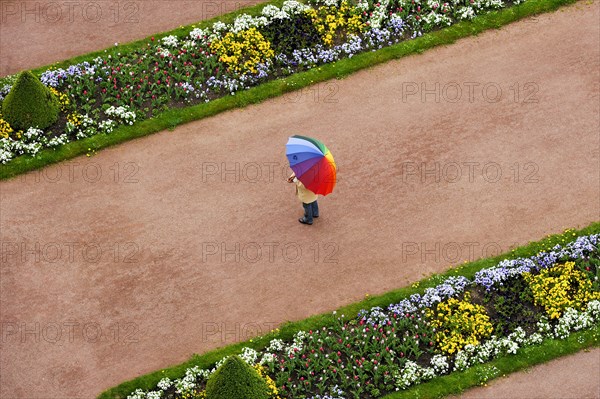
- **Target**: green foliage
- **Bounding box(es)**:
[260,13,322,55]
[2,71,59,131]
[483,276,539,336]
[205,356,270,399]
[574,250,600,292]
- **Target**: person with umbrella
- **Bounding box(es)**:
[288,171,319,225]
[286,135,336,225]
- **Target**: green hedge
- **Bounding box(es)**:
[2,71,59,131]
[205,355,271,399]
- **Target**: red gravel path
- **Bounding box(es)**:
[451,348,600,399]
[0,1,599,398]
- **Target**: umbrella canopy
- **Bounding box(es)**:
[286,135,336,196]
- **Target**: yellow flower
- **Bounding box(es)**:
[429,292,493,355]
[49,87,70,112]
[67,112,82,126]
[524,261,597,319]
[254,365,280,398]
[212,28,274,75]
[0,111,13,139]
[304,1,365,47]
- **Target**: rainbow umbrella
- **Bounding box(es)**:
[286,135,336,196]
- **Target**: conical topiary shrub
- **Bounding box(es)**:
[2,71,59,131]
[205,355,271,399]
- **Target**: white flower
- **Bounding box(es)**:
[47,134,70,147]
[457,6,476,19]
[212,21,227,32]
[240,347,259,364]
[282,0,310,13]
[157,377,172,390]
[105,105,137,124]
[158,48,171,57]
[161,35,179,48]
[430,354,449,374]
[190,27,208,40]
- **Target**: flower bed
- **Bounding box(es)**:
[0,0,525,164]
[124,232,600,399]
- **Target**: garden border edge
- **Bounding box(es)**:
[0,0,580,180]
[98,221,600,399]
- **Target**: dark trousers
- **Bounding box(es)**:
[302,200,319,223]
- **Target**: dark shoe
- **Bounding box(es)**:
[299,218,313,225]
[313,215,319,218]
